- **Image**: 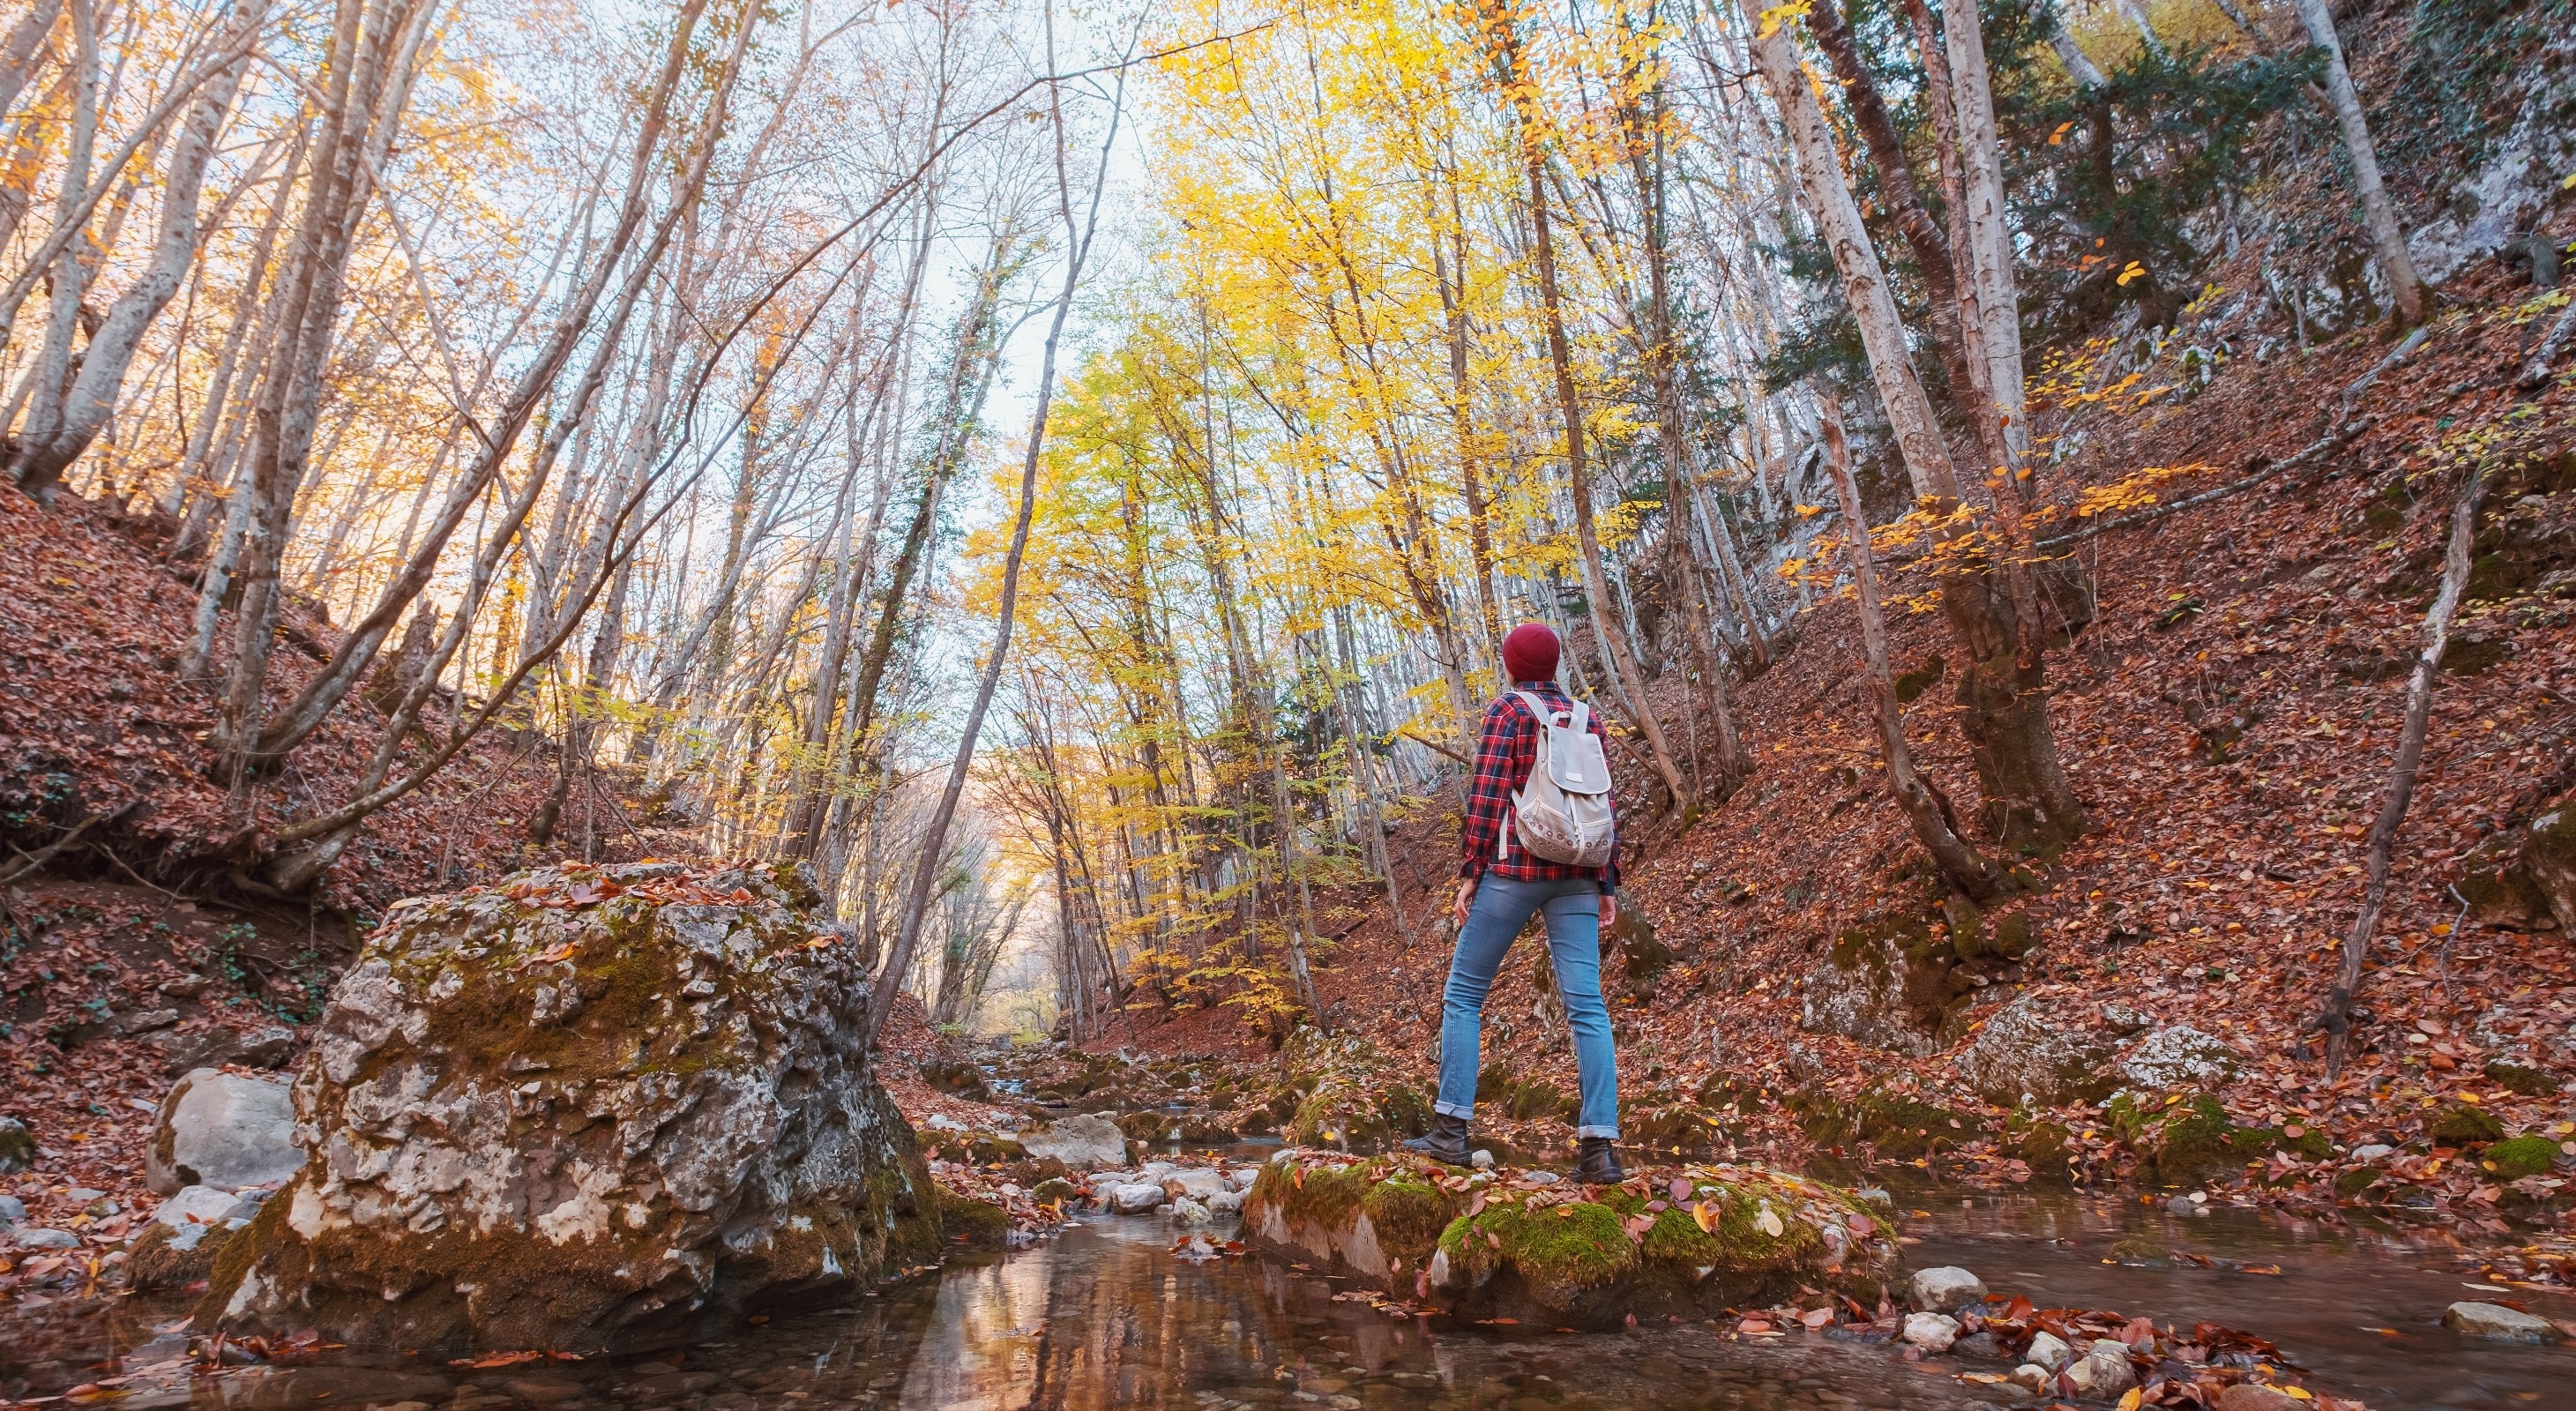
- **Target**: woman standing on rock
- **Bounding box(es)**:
[1404,622,1626,1182]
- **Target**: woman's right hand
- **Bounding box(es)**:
[1452,877,1476,929]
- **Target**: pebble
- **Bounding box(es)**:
[2022,1330,2073,1372]
[1469,1150,1495,1169]
[1898,1312,1959,1352]
[2445,1301,2564,1341]
[2008,1364,2051,1393]
[1904,1265,1985,1311]
[1522,1171,1561,1185]
[11,1227,80,1250]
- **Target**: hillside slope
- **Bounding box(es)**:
[1109,265,2576,1234]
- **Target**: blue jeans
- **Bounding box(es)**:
[1434,875,1618,1139]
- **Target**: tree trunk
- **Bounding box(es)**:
[241,0,716,771]
[13,1,264,497]
[0,0,60,122]
[11,0,96,505]
[1818,392,2005,900]
[2321,459,2487,1074]
[862,20,1119,1056]
[1748,0,2083,847]
[2289,0,2426,325]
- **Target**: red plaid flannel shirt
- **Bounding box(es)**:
[1455,682,1620,890]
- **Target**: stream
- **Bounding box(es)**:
[5,1191,2572,1411]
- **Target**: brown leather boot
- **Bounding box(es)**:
[1575,1137,1624,1183]
[1401,1111,1473,1167]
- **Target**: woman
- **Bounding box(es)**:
[1403,622,1625,1182]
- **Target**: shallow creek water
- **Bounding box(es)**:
[6,1191,2573,1411]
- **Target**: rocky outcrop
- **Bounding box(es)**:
[2457,791,2575,933]
[1800,919,1968,1058]
[147,1069,298,1194]
[201,861,948,1352]
[1953,994,2113,1106]
[1242,1152,1896,1329]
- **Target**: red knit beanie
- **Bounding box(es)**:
[1501,622,1560,683]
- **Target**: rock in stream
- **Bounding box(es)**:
[201,861,952,1351]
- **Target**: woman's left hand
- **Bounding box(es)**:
[1600,890,1618,930]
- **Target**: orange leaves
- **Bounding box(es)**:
[450,1350,582,1369]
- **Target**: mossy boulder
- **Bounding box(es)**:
[1243,1153,1894,1330]
[2001,1115,2076,1182]
[2483,1136,2562,1180]
[2426,1102,2507,1148]
[127,1220,233,1291]
[1799,1083,1982,1161]
[1429,1163,1896,1328]
[2107,1093,2279,1186]
[1953,994,2113,1107]
[931,1185,1012,1248]
[200,861,947,1352]
[1242,1156,1466,1280]
[2485,1061,2561,1097]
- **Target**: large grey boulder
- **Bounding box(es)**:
[147,1069,299,1195]
[202,862,951,1352]
[1019,1113,1128,1168]
[1953,994,2112,1106]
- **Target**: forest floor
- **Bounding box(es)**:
[1089,266,2576,1279]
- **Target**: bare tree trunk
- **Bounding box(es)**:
[1748,0,2082,848]
[1818,393,2004,900]
[1938,0,2028,463]
[2321,459,2487,1075]
[14,0,265,497]
[0,0,61,122]
[1434,190,1504,677]
[211,0,433,801]
[11,0,97,504]
[2289,0,2425,325]
[242,0,719,771]
[862,18,1120,1056]
[1617,91,1745,787]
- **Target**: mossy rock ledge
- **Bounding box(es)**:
[200,861,949,1352]
[1242,1153,1895,1329]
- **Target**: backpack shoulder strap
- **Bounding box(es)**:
[1512,690,1564,727]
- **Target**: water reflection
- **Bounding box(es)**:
[10,1198,2569,1411]
[1909,1191,2573,1411]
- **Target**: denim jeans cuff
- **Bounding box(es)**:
[1434,1100,1475,1119]
[1573,1124,1620,1139]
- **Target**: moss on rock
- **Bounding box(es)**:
[1241,1154,1895,1331]
[2109,1093,2279,1186]
[933,1185,1012,1248]
[2483,1135,2560,1180]
[2486,1061,2561,1097]
[1279,1030,1432,1148]
[2426,1102,2506,1147]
